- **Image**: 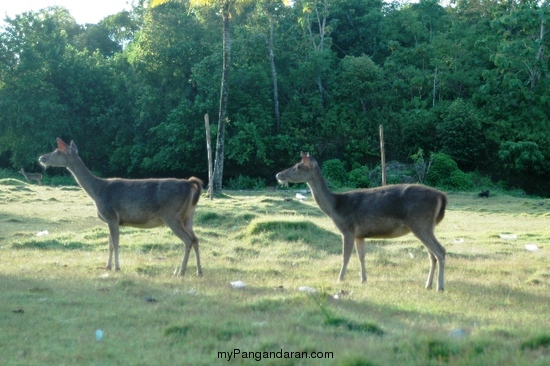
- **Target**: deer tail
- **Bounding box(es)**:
[188,177,203,206]
[435,193,447,225]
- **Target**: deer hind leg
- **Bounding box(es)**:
[338,233,355,282]
[412,228,446,291]
[106,222,120,270]
[426,251,437,289]
[184,215,202,277]
[355,238,367,283]
[164,217,202,277]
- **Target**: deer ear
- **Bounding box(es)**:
[70,141,78,154]
[301,152,313,167]
[57,138,68,152]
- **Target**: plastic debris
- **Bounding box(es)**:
[298,286,317,294]
[525,244,540,252]
[95,329,104,341]
[453,238,465,244]
[295,193,307,200]
[230,281,247,289]
[37,230,49,237]
[449,328,467,339]
[499,234,517,240]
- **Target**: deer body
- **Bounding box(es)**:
[39,138,203,276]
[276,153,446,291]
[19,168,43,185]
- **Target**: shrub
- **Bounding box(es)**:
[427,153,459,186]
[226,175,266,190]
[347,166,369,188]
[427,153,475,189]
[447,170,474,190]
[322,159,347,187]
[46,174,78,186]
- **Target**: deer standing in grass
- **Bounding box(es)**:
[39,138,203,276]
[276,153,447,291]
[19,168,43,185]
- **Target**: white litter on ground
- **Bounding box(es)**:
[230,281,247,289]
[525,244,540,252]
[37,230,49,237]
[295,193,307,200]
[298,286,317,294]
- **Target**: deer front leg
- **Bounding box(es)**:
[106,222,120,270]
[338,234,355,282]
[355,238,367,283]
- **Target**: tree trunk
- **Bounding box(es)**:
[212,8,231,193]
[268,16,281,131]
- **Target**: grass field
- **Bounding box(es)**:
[1,178,549,365]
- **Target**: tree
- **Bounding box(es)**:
[0,7,134,171]
[151,0,253,193]
[436,98,485,170]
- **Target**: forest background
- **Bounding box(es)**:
[1,0,550,195]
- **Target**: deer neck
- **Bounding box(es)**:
[307,169,337,218]
[66,155,104,200]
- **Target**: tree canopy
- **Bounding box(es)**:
[2,0,550,195]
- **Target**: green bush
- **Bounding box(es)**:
[427,153,459,186]
[322,159,347,187]
[226,175,266,190]
[447,170,474,190]
[427,153,475,189]
[347,166,369,188]
[46,175,78,186]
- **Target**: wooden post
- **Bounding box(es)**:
[205,114,213,200]
[379,124,386,186]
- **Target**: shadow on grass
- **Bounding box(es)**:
[195,210,258,227]
[245,219,341,254]
[11,239,94,251]
[0,213,52,227]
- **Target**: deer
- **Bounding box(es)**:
[38,138,203,276]
[276,152,447,291]
[19,168,43,185]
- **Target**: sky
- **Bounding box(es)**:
[0,0,133,26]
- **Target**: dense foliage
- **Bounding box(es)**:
[1,0,550,195]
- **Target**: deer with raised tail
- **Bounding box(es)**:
[19,168,43,185]
[276,152,447,291]
[39,138,203,276]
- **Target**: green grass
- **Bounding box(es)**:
[1,179,550,365]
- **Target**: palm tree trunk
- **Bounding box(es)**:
[212,7,231,193]
[268,15,281,131]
